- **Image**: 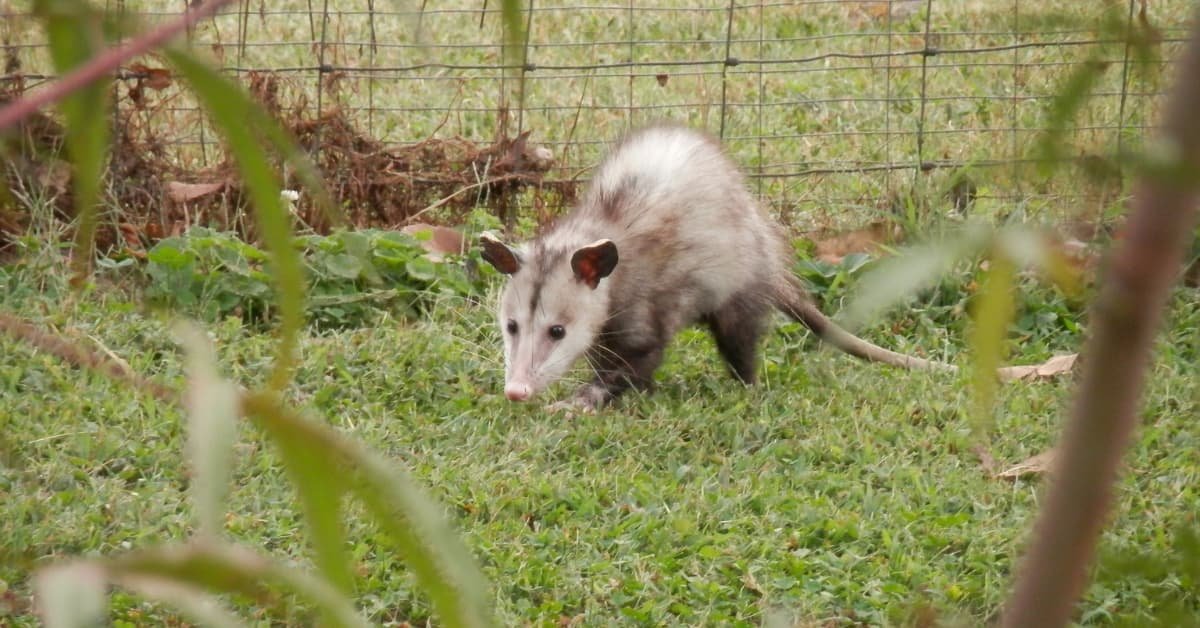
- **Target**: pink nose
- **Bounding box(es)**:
[505,383,532,401]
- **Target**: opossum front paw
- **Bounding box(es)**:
[546,384,609,415]
[545,399,594,417]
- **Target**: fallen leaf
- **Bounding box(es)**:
[129,62,173,90]
[167,181,225,203]
[996,449,1056,479]
[810,220,900,265]
[117,222,143,251]
[401,223,465,261]
[997,353,1078,382]
[741,571,764,596]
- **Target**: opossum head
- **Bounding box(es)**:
[479,232,618,402]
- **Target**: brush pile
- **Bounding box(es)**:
[0,62,572,258]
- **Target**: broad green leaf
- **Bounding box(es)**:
[968,253,1016,437]
[116,576,249,628]
[147,244,194,268]
[34,563,107,628]
[839,223,991,330]
[164,49,305,391]
[34,0,110,283]
[340,230,382,284]
[242,391,494,628]
[325,252,364,281]
[406,256,439,282]
[105,542,369,628]
[174,321,240,540]
[841,252,874,275]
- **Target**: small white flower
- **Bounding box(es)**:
[280,189,300,202]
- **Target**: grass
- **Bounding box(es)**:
[1,1,1198,624]
[1,243,1197,625]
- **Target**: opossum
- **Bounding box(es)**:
[479,124,953,410]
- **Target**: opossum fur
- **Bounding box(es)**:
[479,124,952,409]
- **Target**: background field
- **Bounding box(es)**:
[2,1,1199,626]
[2,0,1194,231]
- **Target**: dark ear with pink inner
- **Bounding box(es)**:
[479,232,521,275]
[570,239,619,289]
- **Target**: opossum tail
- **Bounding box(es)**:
[772,277,958,373]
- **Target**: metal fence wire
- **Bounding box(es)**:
[0,1,1191,233]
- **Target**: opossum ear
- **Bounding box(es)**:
[571,239,618,289]
[479,232,521,274]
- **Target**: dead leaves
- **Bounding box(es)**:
[996,449,1057,480]
[401,223,465,261]
[127,62,173,109]
[975,445,1057,481]
[978,354,1075,481]
[997,353,1079,382]
[166,180,226,203]
[808,220,901,265]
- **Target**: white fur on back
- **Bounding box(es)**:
[578,125,784,312]
[593,128,701,196]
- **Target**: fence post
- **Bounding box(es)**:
[914,0,936,186]
[755,0,765,198]
[516,0,534,139]
[718,0,737,141]
[1010,0,1021,199]
[1115,0,1138,168]
[366,0,378,138]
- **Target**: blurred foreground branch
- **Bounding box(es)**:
[1001,8,1200,627]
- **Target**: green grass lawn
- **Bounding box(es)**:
[1,1,1198,625]
[1,251,1197,626]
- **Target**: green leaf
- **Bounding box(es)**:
[147,243,194,269]
[406,256,439,283]
[1033,57,1108,176]
[339,230,382,284]
[995,227,1082,295]
[967,253,1016,437]
[242,391,495,628]
[164,49,305,392]
[34,0,110,283]
[325,253,364,281]
[115,576,249,628]
[839,223,992,331]
[105,542,370,628]
[173,321,240,540]
[840,252,874,275]
[253,407,355,601]
[500,0,526,69]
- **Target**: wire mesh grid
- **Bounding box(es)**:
[0,0,1191,231]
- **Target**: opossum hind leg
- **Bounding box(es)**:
[704,295,769,384]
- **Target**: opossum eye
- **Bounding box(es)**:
[506,320,518,335]
[548,325,566,340]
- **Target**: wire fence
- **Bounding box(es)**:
[0,0,1191,234]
